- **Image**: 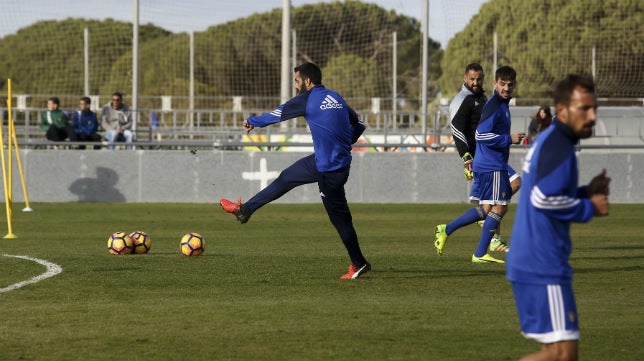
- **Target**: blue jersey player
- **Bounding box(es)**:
[449,63,522,250]
[220,62,370,280]
[507,74,609,361]
[435,66,525,263]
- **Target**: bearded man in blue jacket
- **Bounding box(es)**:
[220,62,370,280]
[507,74,610,361]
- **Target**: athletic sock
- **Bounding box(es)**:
[474,211,502,257]
[446,206,485,235]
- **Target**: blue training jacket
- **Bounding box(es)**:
[72,110,99,136]
[506,119,596,285]
[473,91,512,173]
[247,84,365,172]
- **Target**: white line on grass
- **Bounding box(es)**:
[0,254,63,294]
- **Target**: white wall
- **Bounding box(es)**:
[2,149,642,203]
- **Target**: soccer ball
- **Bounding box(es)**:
[129,231,151,254]
[107,231,134,255]
[180,232,205,256]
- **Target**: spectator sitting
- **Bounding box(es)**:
[525,105,553,144]
[71,96,102,149]
[101,92,134,150]
[40,97,73,145]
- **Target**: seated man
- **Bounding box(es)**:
[101,92,134,149]
[71,96,102,149]
[40,97,73,144]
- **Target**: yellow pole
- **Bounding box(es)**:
[7,83,13,201]
[9,100,32,212]
[2,79,16,238]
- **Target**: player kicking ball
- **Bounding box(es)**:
[220,62,370,280]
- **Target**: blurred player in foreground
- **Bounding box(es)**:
[220,62,370,280]
[506,74,609,361]
[449,62,521,251]
[435,66,525,263]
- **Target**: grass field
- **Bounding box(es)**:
[0,203,642,361]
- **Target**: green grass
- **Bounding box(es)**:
[0,203,642,361]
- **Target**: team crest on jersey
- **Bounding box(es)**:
[320,95,343,110]
[568,311,577,323]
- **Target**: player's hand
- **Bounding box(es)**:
[243,119,254,134]
[590,193,609,216]
[511,132,526,144]
[587,169,610,196]
[462,152,474,181]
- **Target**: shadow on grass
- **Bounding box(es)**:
[575,254,643,261]
[583,244,644,251]
[379,266,506,279]
[574,265,641,274]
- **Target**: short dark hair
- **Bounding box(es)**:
[495,66,516,81]
[294,62,322,85]
[112,92,123,100]
[465,63,483,73]
[553,74,596,106]
[48,96,60,106]
[80,96,91,104]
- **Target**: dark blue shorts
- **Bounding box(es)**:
[469,170,512,205]
[511,282,579,343]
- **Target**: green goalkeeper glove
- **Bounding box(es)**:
[462,152,474,180]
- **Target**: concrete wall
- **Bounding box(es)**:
[3,149,643,203]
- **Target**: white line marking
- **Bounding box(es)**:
[0,254,63,294]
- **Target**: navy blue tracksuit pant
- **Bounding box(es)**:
[244,153,367,267]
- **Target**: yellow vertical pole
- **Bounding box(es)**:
[2,79,16,238]
[9,100,32,212]
[7,82,13,202]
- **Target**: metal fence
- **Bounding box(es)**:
[4,104,644,151]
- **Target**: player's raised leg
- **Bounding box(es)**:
[220,154,318,223]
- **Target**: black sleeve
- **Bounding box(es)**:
[450,97,474,159]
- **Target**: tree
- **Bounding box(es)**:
[438,0,644,98]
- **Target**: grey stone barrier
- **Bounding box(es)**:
[1,149,642,203]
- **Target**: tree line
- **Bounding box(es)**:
[0,0,641,106]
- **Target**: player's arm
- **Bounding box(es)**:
[244,104,284,133]
[347,105,365,143]
[245,93,309,133]
[475,112,511,149]
[450,99,475,180]
[450,99,473,158]
[531,156,596,222]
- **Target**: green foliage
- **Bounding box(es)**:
[0,2,434,101]
[322,54,386,98]
[3,0,640,101]
[438,0,644,98]
[0,19,170,95]
[0,203,642,360]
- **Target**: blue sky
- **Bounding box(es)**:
[0,0,487,48]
